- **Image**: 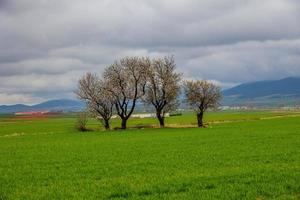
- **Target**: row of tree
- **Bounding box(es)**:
[75,56,222,130]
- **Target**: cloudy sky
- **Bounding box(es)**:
[0,0,300,105]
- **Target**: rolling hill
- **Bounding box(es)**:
[1,77,300,113]
[222,77,300,106]
[0,99,85,114]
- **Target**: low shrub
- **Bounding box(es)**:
[75,112,89,132]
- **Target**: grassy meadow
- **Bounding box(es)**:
[0,111,300,199]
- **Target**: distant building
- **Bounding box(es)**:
[219,106,254,110]
[132,113,170,118]
[14,110,62,116]
[107,113,170,119]
[15,110,50,116]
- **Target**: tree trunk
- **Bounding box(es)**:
[156,110,165,128]
[197,112,204,127]
[103,119,110,130]
[121,118,127,129]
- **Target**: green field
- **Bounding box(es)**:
[0,111,300,199]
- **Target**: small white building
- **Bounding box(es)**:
[109,113,170,119]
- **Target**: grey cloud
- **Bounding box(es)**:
[2,0,300,50]
[0,0,300,104]
[181,39,300,83]
[0,57,87,76]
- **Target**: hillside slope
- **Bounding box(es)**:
[222,77,300,106]
[0,99,84,113]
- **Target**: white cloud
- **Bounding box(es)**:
[0,93,44,105]
[181,39,300,83]
[0,0,300,104]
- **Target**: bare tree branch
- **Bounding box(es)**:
[75,73,114,130]
[103,57,150,129]
[184,80,222,127]
[143,56,182,127]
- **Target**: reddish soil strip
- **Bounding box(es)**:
[13,113,62,120]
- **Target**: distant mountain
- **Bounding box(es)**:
[223,77,300,98]
[0,104,31,114]
[33,99,84,110]
[222,77,300,106]
[1,77,300,113]
[0,99,85,114]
